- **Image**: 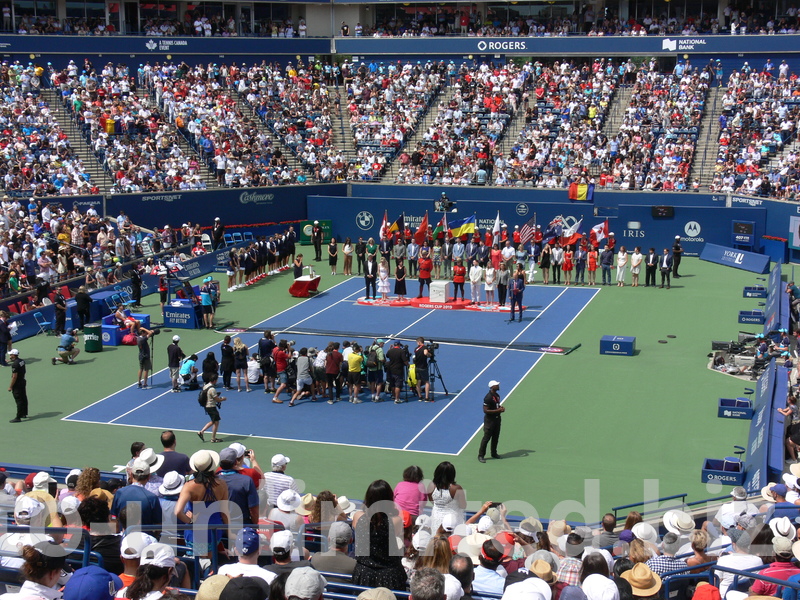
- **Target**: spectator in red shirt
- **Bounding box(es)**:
[272,340,290,404]
[750,536,800,596]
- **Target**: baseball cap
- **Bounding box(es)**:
[59,495,80,517]
[63,566,123,600]
[774,536,793,555]
[65,469,82,488]
[718,514,736,530]
[219,577,270,600]
[675,235,681,239]
[488,380,500,387]
[442,513,458,532]
[285,566,327,600]
[32,471,56,490]
[328,521,353,545]
[236,527,261,556]
[130,458,151,477]
[120,532,158,559]
[215,217,220,221]
[271,453,290,467]
[172,335,180,342]
[271,530,295,553]
[229,442,247,458]
[9,348,18,355]
[14,495,44,519]
[140,543,175,568]
[773,484,789,497]
[357,589,397,600]
[219,447,238,468]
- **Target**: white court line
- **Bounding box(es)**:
[62,419,459,455]
[62,277,358,423]
[454,286,601,455]
[402,287,569,450]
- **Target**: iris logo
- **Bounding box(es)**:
[356,211,374,230]
[685,221,701,236]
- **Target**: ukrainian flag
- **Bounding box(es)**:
[448,215,477,238]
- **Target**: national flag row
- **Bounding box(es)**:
[378,211,612,248]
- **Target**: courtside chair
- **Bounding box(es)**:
[232,232,244,243]
[223,233,234,246]
[33,312,51,335]
[243,232,254,241]
[201,233,213,251]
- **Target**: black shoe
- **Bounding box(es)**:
[9,418,21,423]
[492,454,502,459]
[478,456,486,463]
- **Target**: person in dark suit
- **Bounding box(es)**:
[659,248,674,289]
[0,311,11,367]
[645,248,658,287]
[672,236,683,278]
[212,217,225,251]
[364,255,378,300]
[74,286,92,330]
[379,235,393,264]
[355,237,367,275]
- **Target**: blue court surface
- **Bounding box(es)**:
[64,279,598,455]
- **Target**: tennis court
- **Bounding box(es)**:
[63,278,598,454]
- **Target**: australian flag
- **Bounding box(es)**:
[541,217,564,245]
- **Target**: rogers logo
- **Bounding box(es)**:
[477,40,527,51]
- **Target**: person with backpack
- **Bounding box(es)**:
[198,372,226,443]
[289,347,315,406]
[366,339,386,402]
[509,264,526,322]
[258,330,277,393]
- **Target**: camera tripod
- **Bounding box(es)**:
[428,356,449,397]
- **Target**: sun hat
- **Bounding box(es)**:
[518,517,543,538]
[663,510,694,535]
[357,589,397,600]
[530,559,556,583]
[621,563,662,596]
[32,471,56,491]
[582,574,620,600]
[547,520,572,545]
[190,449,220,473]
[197,575,230,600]
[770,517,796,540]
[158,471,185,496]
[137,448,165,474]
[730,486,748,500]
[295,493,316,517]
[277,489,302,512]
[337,495,358,516]
[631,522,659,545]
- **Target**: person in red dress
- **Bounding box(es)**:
[587,247,599,286]
[417,251,433,298]
[562,246,574,286]
[452,259,466,301]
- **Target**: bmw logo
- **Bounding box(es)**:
[356,211,375,231]
[516,203,529,216]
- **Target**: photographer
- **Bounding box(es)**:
[414,337,432,402]
[198,372,226,443]
[386,340,409,404]
[53,328,80,366]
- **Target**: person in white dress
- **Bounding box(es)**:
[469,260,483,305]
[629,246,643,287]
[616,246,628,287]
[377,258,391,302]
[484,265,497,306]
[427,461,465,534]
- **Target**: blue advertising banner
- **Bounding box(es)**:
[769,365,790,476]
[0,35,330,57]
[336,33,800,56]
[743,360,774,493]
[699,243,771,273]
[762,262,789,335]
[7,245,243,343]
[106,184,345,230]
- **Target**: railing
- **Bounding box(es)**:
[611,492,688,522]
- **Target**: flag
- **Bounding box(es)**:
[378,210,389,239]
[492,211,501,245]
[519,215,537,246]
[432,213,448,240]
[388,214,404,234]
[568,181,595,201]
[560,218,584,247]
[541,216,564,244]
[448,215,477,238]
[589,219,609,247]
[414,212,429,245]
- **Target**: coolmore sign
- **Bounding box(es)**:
[699,243,770,274]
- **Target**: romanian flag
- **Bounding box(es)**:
[388,214,404,234]
[432,214,448,240]
[414,212,429,245]
[568,182,595,201]
[448,215,477,238]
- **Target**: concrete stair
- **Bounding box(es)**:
[692,86,726,188]
[602,85,633,137]
[44,90,116,191]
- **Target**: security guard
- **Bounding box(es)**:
[478,379,504,462]
[8,348,27,423]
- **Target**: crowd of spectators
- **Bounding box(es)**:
[1,438,800,600]
[394,61,527,185]
[709,60,800,199]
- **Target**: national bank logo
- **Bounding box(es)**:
[662,38,677,51]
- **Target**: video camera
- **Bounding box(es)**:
[424,340,439,359]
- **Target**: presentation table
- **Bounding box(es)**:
[163,300,202,329]
[290,275,321,298]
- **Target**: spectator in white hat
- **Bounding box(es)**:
[285,566,327,600]
[157,471,186,544]
[749,536,800,596]
[176,450,228,558]
[120,543,180,600]
[0,497,51,567]
[267,489,304,533]
[111,457,162,528]
[265,530,311,576]
[5,541,66,599]
[263,453,298,510]
[118,531,158,588]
